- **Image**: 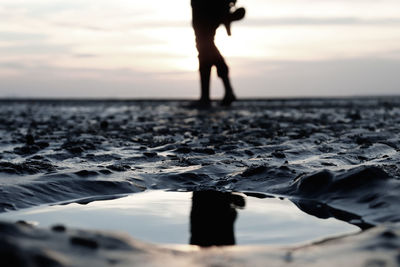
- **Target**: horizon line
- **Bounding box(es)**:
[1,95,400,103]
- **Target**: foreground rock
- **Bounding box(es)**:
[0,221,399,267]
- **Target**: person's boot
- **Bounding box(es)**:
[221,93,236,107]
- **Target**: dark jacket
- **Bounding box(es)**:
[191,0,233,26]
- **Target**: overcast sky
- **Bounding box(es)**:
[1,0,399,98]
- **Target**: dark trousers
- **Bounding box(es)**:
[193,21,229,100]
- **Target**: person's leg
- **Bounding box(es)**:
[199,64,212,104]
[214,49,236,106]
[220,74,236,106]
[194,24,237,106]
[194,27,215,107]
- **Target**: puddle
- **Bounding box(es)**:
[0,190,359,246]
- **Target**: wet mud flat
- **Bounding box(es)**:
[0,98,400,266]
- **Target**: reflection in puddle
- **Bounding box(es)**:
[190,191,245,246]
[0,191,359,246]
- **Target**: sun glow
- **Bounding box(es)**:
[1,0,400,97]
[138,27,198,72]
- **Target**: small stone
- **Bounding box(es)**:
[272,151,285,158]
[244,150,254,156]
[16,220,33,227]
[52,224,66,232]
[175,146,192,153]
[26,134,35,145]
[70,236,98,249]
[143,152,157,157]
[100,120,108,130]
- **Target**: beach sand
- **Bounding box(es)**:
[0,98,399,266]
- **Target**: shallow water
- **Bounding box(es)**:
[0,190,358,246]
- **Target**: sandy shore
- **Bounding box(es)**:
[0,98,399,266]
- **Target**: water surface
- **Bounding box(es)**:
[0,190,359,246]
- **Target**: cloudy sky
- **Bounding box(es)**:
[1,0,399,98]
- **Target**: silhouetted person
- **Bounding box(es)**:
[191,0,245,107]
[190,191,245,246]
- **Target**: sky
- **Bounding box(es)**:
[0,0,399,99]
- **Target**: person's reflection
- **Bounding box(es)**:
[190,191,245,246]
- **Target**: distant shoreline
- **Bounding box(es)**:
[1,95,400,103]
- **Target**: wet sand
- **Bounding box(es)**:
[1,220,399,267]
[0,98,399,266]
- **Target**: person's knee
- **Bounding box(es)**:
[199,63,212,73]
[217,63,229,78]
